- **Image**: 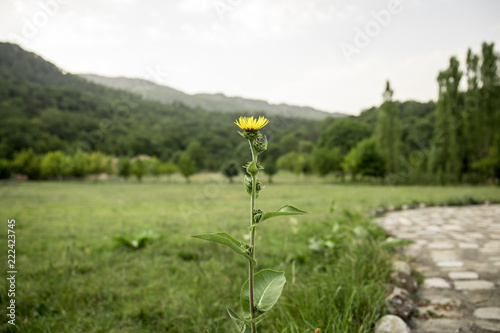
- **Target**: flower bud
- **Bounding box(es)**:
[253,136,268,155]
[246,161,259,176]
[253,209,263,225]
[243,175,264,198]
[240,131,262,141]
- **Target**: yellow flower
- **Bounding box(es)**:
[234,116,269,131]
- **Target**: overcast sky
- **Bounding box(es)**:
[1,0,500,115]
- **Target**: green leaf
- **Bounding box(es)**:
[192,233,256,266]
[241,269,286,319]
[227,308,251,333]
[255,205,308,225]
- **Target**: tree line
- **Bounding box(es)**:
[0,42,499,184]
[274,42,500,184]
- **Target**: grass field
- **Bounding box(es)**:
[1,173,499,332]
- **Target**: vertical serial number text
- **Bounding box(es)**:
[7,219,16,326]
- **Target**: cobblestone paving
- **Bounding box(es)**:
[377,205,500,332]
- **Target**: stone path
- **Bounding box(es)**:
[377,205,500,333]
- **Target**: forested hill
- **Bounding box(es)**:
[2,41,498,184]
[0,42,311,166]
[78,73,346,120]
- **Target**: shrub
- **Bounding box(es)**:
[0,159,12,179]
[222,161,239,183]
[13,148,41,179]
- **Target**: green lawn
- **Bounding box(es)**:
[1,174,499,332]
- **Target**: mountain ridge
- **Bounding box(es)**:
[78,73,347,120]
[0,41,316,163]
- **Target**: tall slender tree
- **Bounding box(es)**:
[479,42,500,158]
[375,80,400,175]
[465,48,480,164]
[430,57,463,182]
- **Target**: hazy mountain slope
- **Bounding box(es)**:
[79,73,346,120]
[0,42,315,164]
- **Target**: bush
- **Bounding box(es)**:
[88,152,111,175]
[160,161,178,179]
[311,146,343,176]
[222,161,239,183]
[263,159,278,183]
[118,157,131,180]
[344,137,386,180]
[149,157,162,177]
[40,151,71,180]
[178,152,197,182]
[131,158,148,182]
[72,151,91,178]
[13,148,41,179]
[277,152,311,175]
[0,159,12,179]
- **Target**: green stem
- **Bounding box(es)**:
[249,139,257,333]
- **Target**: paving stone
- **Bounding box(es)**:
[404,248,423,257]
[392,260,411,275]
[428,295,461,306]
[454,280,495,290]
[437,261,463,267]
[418,230,439,237]
[448,271,479,280]
[473,319,500,332]
[428,242,455,250]
[431,250,458,261]
[468,232,485,239]
[377,205,500,333]
[442,224,464,231]
[399,218,412,226]
[459,242,479,249]
[417,318,469,332]
[484,241,500,248]
[424,278,451,288]
[419,287,456,301]
[473,307,500,319]
[413,264,432,274]
[417,305,462,318]
[426,225,442,232]
[397,233,418,240]
[480,247,500,254]
[450,232,470,241]
[467,290,498,304]
[474,265,500,273]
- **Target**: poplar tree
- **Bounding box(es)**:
[465,48,480,163]
[375,80,400,174]
[430,57,462,182]
[479,42,500,158]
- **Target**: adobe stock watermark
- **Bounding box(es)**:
[7,0,70,47]
[179,174,230,224]
[339,0,403,64]
[136,66,170,97]
[212,0,244,21]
